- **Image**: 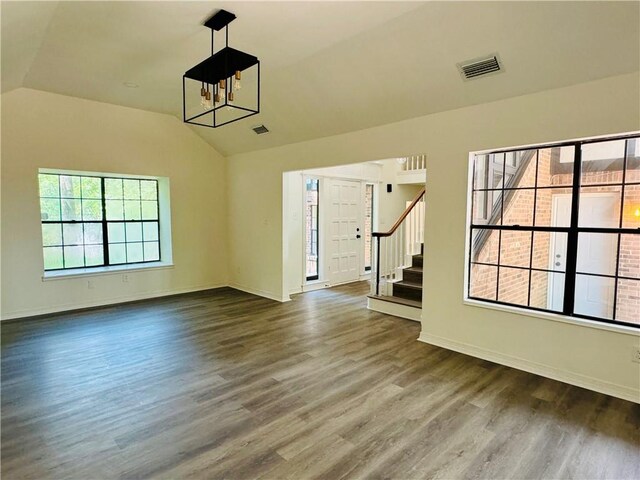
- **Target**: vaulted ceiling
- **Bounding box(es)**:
[2,1,639,156]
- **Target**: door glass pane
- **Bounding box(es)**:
[305,178,319,279]
[574,274,614,320]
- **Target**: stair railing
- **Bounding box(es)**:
[371,187,425,297]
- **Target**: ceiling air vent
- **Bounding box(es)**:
[457,54,502,81]
[252,124,269,135]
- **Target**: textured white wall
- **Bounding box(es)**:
[1,88,229,318]
[226,73,640,400]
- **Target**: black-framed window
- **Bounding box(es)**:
[305,178,319,281]
[39,172,160,271]
[468,134,639,328]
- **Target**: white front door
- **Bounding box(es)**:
[327,179,361,285]
[550,194,618,316]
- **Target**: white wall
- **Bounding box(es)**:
[227,73,640,401]
[1,88,229,319]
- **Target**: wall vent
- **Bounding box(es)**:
[457,54,502,80]
[252,124,269,135]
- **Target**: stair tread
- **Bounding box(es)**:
[368,295,422,308]
[394,280,422,289]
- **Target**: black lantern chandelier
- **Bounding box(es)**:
[183,9,260,128]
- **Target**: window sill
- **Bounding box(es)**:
[463,298,640,337]
[42,262,174,281]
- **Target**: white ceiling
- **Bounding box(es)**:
[2,1,639,156]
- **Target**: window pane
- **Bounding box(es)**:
[63,246,84,268]
[124,200,141,220]
[126,242,143,263]
[537,146,574,187]
[141,201,158,220]
[105,179,123,199]
[471,229,499,264]
[84,245,104,266]
[534,189,572,227]
[577,233,617,276]
[499,230,531,268]
[578,186,621,228]
[618,234,639,279]
[505,149,536,189]
[581,140,626,185]
[622,184,640,228]
[532,232,567,272]
[59,175,81,198]
[472,190,501,225]
[39,174,60,197]
[574,274,614,320]
[143,242,160,261]
[140,180,157,200]
[498,266,529,307]
[616,279,640,325]
[62,223,83,246]
[529,271,564,312]
[473,154,490,190]
[123,179,141,199]
[108,223,125,243]
[106,200,124,220]
[109,243,126,264]
[42,224,62,246]
[626,139,640,183]
[502,188,534,226]
[143,222,159,242]
[83,224,103,245]
[82,199,102,221]
[40,198,61,221]
[81,177,101,199]
[43,247,63,270]
[61,198,82,221]
[126,223,142,242]
[469,264,497,300]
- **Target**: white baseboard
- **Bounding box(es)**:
[228,283,288,302]
[368,297,421,322]
[1,283,228,321]
[418,332,640,404]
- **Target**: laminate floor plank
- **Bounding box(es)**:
[2,282,638,479]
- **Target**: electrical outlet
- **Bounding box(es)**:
[122,274,129,283]
[632,346,640,364]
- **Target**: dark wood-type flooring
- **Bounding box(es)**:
[2,282,639,479]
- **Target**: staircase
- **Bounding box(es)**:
[367,187,425,320]
[390,244,423,304]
